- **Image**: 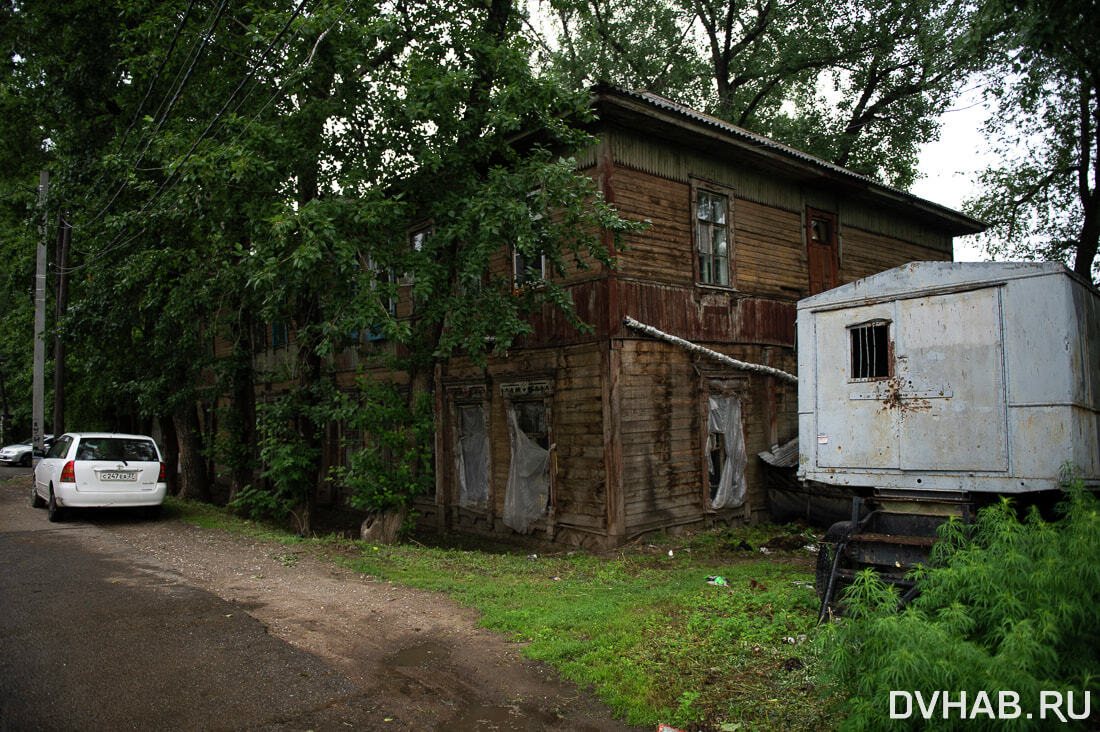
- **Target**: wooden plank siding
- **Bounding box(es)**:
[617,338,797,538]
[840,225,952,282]
[215,94,979,549]
[430,342,610,547]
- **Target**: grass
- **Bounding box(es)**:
[164,496,832,730]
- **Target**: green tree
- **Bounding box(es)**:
[545,0,979,188]
[965,0,1100,284]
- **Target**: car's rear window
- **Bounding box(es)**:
[75,438,158,462]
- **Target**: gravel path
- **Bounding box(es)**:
[10,470,639,731]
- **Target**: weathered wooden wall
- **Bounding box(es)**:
[430,342,610,547]
[614,338,797,539]
[224,119,966,548]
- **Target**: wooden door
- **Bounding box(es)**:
[807,208,839,295]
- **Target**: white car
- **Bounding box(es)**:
[31,433,168,521]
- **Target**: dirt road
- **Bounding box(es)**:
[1,471,639,731]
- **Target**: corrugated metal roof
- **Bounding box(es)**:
[592,83,986,235]
[759,437,799,468]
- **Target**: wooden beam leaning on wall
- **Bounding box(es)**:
[622,317,798,384]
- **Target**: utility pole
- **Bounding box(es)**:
[32,170,48,454]
[53,211,70,437]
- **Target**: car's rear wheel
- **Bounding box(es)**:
[30,481,46,508]
[46,486,64,522]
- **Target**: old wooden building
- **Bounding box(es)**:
[375,85,982,548]
[241,84,984,548]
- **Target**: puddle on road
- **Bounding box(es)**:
[385,641,450,667]
[443,702,544,731]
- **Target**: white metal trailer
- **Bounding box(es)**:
[797,261,1100,494]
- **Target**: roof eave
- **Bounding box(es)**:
[589,84,987,238]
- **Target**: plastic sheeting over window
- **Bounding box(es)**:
[455,405,489,507]
[503,406,550,533]
[708,395,747,509]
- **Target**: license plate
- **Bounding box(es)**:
[100,471,138,482]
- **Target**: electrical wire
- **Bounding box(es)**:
[78,0,201,211]
[117,0,200,156]
[62,0,329,274]
[74,0,230,231]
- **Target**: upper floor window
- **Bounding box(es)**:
[513,247,547,288]
[401,226,431,285]
[271,321,288,348]
[696,190,729,286]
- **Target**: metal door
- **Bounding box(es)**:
[895,287,1008,471]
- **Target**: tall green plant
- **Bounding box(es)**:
[233,385,327,532]
[818,482,1100,730]
[329,379,435,516]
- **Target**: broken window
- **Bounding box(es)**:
[707,395,747,509]
[696,190,730,286]
[850,321,891,379]
[503,402,550,533]
[455,404,489,508]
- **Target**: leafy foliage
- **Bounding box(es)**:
[964,0,1100,283]
[329,379,435,515]
[545,0,980,187]
[818,482,1100,730]
[232,384,327,531]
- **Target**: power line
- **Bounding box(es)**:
[80,0,201,209]
[63,0,326,274]
[117,0,201,155]
[74,0,230,231]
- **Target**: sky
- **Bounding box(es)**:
[909,83,994,262]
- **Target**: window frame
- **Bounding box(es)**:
[692,181,735,289]
[512,246,548,290]
[848,319,893,381]
[400,224,432,285]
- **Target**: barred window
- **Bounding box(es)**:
[850,321,890,379]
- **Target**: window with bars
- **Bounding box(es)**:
[696,190,730,286]
[850,321,891,379]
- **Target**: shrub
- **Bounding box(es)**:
[818,481,1099,730]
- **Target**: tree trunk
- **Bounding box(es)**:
[360,506,408,545]
[228,331,257,504]
[160,414,180,497]
[174,402,211,503]
[1076,190,1099,283]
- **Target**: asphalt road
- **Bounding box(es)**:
[0,467,398,730]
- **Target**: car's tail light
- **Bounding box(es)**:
[158,462,166,482]
[60,461,76,483]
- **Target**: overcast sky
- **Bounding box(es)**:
[910,83,994,262]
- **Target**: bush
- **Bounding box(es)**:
[818,482,1099,730]
[329,378,434,516]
